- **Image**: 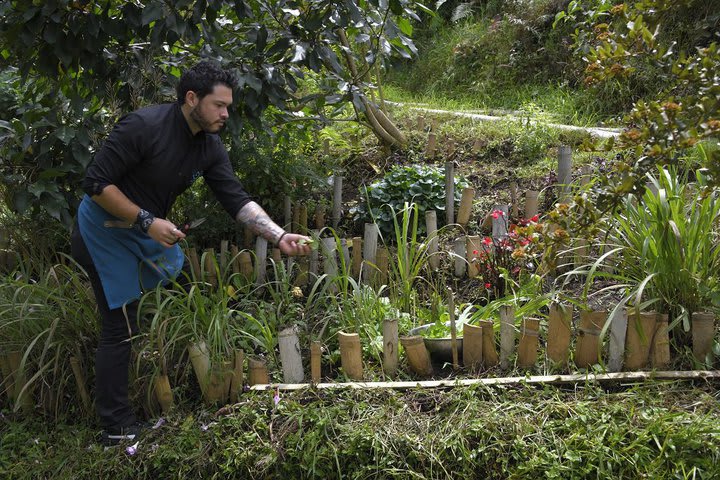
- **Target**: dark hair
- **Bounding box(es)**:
[176,60,237,104]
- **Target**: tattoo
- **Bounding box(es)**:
[236,201,285,244]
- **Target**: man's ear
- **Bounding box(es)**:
[185,90,198,107]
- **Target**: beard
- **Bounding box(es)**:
[189,104,224,133]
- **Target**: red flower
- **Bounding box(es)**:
[473,249,479,256]
[482,237,492,246]
[491,210,504,219]
[530,215,539,222]
[484,283,491,289]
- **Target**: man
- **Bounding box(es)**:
[71,60,310,446]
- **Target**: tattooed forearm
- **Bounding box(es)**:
[236,201,285,244]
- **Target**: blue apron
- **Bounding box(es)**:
[77,195,184,309]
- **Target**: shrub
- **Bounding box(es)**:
[352,165,468,238]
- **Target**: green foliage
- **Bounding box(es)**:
[572,167,720,337]
[3,384,720,479]
[0,0,425,226]
[353,164,468,238]
[556,0,720,195]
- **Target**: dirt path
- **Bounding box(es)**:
[389,102,622,138]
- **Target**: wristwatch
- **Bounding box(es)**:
[135,208,156,233]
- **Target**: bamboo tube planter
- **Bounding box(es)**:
[466,235,481,278]
[575,310,607,368]
[220,240,229,273]
[692,312,715,366]
[248,357,270,386]
[524,191,539,219]
[154,374,174,413]
[375,247,389,287]
[254,237,268,286]
[203,248,218,288]
[457,187,475,226]
[652,313,671,369]
[608,308,628,372]
[299,203,308,233]
[0,354,13,401]
[462,323,483,372]
[478,320,499,367]
[362,223,379,283]
[7,351,33,413]
[499,306,515,370]
[188,247,201,280]
[453,237,466,278]
[425,132,436,157]
[557,145,572,203]
[229,349,244,401]
[517,318,540,368]
[491,205,509,239]
[314,204,326,229]
[310,341,322,384]
[238,251,253,282]
[547,303,573,366]
[332,174,343,228]
[400,336,433,377]
[351,236,363,279]
[624,311,657,371]
[69,356,92,413]
[383,318,399,376]
[188,341,211,399]
[278,326,304,384]
[338,332,363,380]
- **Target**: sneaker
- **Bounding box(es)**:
[100,421,148,447]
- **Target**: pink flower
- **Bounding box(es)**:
[482,237,493,246]
[531,215,539,222]
[484,283,492,289]
[473,249,479,256]
[491,210,505,219]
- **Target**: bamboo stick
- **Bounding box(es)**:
[310,341,322,384]
[154,374,174,413]
[314,204,326,229]
[250,370,720,392]
[425,210,439,270]
[400,336,433,377]
[448,289,459,369]
[375,247,389,287]
[338,332,363,380]
[445,161,455,225]
[383,318,399,376]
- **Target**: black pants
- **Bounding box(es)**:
[71,225,140,429]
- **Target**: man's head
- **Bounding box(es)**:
[178,61,237,134]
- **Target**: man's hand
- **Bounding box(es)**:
[148,218,186,247]
[278,232,312,256]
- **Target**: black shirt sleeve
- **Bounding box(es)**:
[203,136,253,219]
[82,113,147,197]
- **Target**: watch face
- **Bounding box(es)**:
[142,217,154,231]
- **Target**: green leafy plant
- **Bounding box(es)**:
[354,165,468,237]
[572,166,720,342]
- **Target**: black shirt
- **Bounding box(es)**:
[83,103,251,219]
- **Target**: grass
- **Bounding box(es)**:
[1,381,719,479]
